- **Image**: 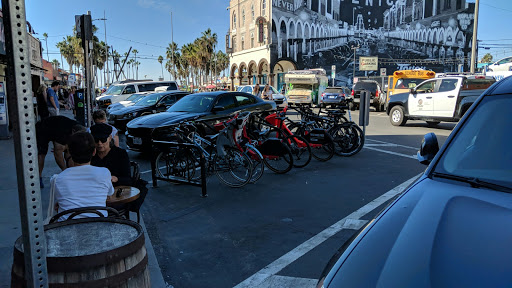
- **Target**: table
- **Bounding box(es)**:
[107,186,140,206]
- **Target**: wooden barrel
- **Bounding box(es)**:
[11,218,150,287]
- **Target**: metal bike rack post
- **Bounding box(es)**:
[358,90,370,143]
[2,0,49,286]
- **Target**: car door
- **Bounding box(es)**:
[155,95,176,112]
[210,94,238,121]
[408,79,437,116]
[235,94,259,112]
[433,78,461,117]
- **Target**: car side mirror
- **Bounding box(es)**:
[410,88,416,94]
[156,102,164,108]
[212,106,225,113]
[417,133,439,165]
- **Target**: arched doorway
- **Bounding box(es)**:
[230,64,239,90]
[239,62,248,86]
[280,21,288,58]
[272,58,297,92]
[258,59,270,84]
[248,61,258,84]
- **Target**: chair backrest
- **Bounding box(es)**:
[130,161,140,185]
[49,206,121,224]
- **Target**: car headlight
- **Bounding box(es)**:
[132,112,138,117]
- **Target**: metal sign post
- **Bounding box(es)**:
[2,0,49,286]
[331,65,336,86]
[358,90,371,143]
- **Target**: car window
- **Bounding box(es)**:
[123,85,135,94]
[394,78,425,89]
[105,85,125,95]
[434,94,512,187]
[236,95,256,106]
[415,80,436,93]
[462,78,496,90]
[271,87,278,94]
[134,93,165,106]
[160,95,176,106]
[498,58,511,65]
[437,79,458,92]
[215,95,237,110]
[167,94,216,113]
[325,88,343,93]
[354,82,377,91]
[166,83,178,90]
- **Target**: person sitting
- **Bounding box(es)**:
[53,132,114,222]
[90,123,132,187]
[86,110,119,147]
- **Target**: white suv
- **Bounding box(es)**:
[237,85,288,108]
[487,56,512,72]
[96,80,178,109]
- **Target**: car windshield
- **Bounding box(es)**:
[289,84,312,90]
[134,93,165,106]
[325,88,343,93]
[395,78,424,89]
[354,82,377,90]
[104,85,124,95]
[434,94,512,188]
[167,94,216,113]
[126,94,145,101]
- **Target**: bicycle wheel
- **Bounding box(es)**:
[214,147,253,188]
[155,150,196,180]
[284,135,312,168]
[262,142,294,174]
[244,145,265,183]
[329,123,364,157]
[310,134,335,162]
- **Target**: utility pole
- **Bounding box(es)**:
[351,45,359,86]
[171,11,174,81]
[93,13,108,86]
[470,0,479,74]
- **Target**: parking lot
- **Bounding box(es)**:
[126,110,456,287]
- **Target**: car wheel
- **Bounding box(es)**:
[375,103,381,112]
[390,106,407,126]
[349,102,355,111]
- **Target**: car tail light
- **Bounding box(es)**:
[321,93,326,98]
[375,90,379,98]
[351,90,354,96]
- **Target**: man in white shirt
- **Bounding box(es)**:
[54,132,114,222]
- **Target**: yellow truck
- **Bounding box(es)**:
[386,70,436,106]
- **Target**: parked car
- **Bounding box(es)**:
[125,91,275,151]
[319,86,352,108]
[487,56,512,72]
[105,92,151,113]
[237,85,288,108]
[387,75,496,126]
[351,80,385,111]
[107,91,189,130]
[96,80,178,108]
[317,76,512,288]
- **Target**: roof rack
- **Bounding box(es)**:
[112,79,154,84]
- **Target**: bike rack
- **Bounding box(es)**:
[150,140,208,198]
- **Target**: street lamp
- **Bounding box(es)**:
[351,45,359,86]
[470,0,480,73]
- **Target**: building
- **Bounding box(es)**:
[228,0,475,89]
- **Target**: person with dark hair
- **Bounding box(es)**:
[86,110,119,147]
[90,123,131,186]
[47,81,61,116]
[36,116,85,188]
[36,84,49,120]
[53,132,114,222]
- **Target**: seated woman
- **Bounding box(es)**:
[90,124,131,187]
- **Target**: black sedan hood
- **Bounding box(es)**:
[127,111,208,128]
[111,105,148,116]
[324,177,512,287]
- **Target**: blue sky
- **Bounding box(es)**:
[23,0,512,83]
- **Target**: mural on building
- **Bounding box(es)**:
[271,0,476,87]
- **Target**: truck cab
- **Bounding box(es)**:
[284,69,328,106]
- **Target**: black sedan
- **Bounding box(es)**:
[318,76,512,287]
[107,91,189,129]
[125,91,275,151]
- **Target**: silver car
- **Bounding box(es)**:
[237,85,288,108]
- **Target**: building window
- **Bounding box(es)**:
[262,0,266,16]
[251,4,255,21]
[233,36,237,51]
[241,36,245,50]
[327,0,332,14]
[251,32,254,48]
[258,18,265,43]
[233,13,237,28]
[242,9,246,24]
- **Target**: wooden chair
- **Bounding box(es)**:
[127,161,147,223]
[48,206,121,224]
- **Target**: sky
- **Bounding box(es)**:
[21,0,512,84]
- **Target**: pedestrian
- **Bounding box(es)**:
[90,123,131,187]
[52,132,114,222]
[47,81,60,116]
[36,84,49,120]
[68,86,76,117]
[253,83,261,98]
[36,116,85,188]
[262,84,272,100]
[86,110,119,147]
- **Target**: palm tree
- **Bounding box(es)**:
[166,42,179,80]
[132,49,139,79]
[200,29,218,84]
[43,33,49,61]
[158,55,164,79]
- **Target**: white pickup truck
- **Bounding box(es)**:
[386,75,496,126]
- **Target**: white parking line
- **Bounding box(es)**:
[233,173,422,288]
[364,146,417,160]
[366,139,418,150]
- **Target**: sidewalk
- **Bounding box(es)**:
[0,111,168,287]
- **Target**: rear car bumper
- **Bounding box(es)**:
[126,128,153,151]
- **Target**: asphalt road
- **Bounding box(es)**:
[126,109,456,288]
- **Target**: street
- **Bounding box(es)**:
[128,110,456,287]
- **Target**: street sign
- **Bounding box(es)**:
[359,57,378,71]
[380,68,387,76]
[331,65,336,86]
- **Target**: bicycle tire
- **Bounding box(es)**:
[244,145,265,184]
[310,133,335,161]
[262,141,294,174]
[214,147,253,188]
[329,123,364,157]
[284,134,312,168]
[155,150,196,181]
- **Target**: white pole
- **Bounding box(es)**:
[470,0,479,74]
[104,10,110,87]
[171,11,174,81]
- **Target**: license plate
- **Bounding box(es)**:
[133,137,142,145]
[329,96,336,99]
